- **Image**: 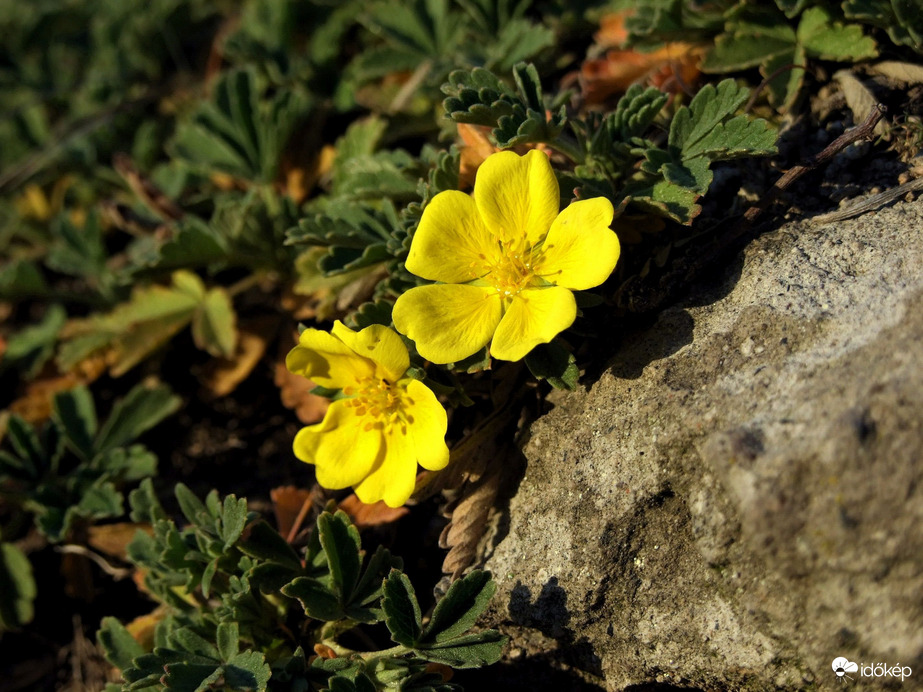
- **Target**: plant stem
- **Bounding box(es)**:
[547,134,585,164]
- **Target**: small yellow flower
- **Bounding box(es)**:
[393,150,619,363]
[286,321,449,507]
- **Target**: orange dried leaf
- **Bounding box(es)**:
[338,494,409,528]
[275,361,330,425]
[9,374,82,424]
[270,485,314,540]
[87,523,153,562]
[458,124,498,189]
[201,317,277,397]
[125,606,168,650]
[424,663,454,682]
[313,643,337,659]
[581,43,702,105]
[595,12,630,49]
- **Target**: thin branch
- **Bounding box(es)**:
[742,104,888,225]
[810,176,923,224]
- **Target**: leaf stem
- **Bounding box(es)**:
[546,134,585,164]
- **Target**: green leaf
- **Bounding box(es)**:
[94,382,180,455]
[624,178,703,225]
[171,68,311,182]
[282,577,343,621]
[364,0,463,60]
[0,303,66,379]
[422,570,496,643]
[96,445,157,481]
[702,29,795,72]
[128,478,167,523]
[97,616,145,670]
[4,416,44,479]
[524,342,580,391]
[139,217,230,270]
[191,287,237,358]
[51,386,98,462]
[843,0,923,52]
[669,80,747,156]
[161,661,222,691]
[318,511,362,603]
[442,63,565,148]
[609,85,669,142]
[382,569,422,646]
[45,212,112,291]
[797,6,877,60]
[56,270,203,375]
[169,627,221,660]
[220,494,249,550]
[176,483,209,525]
[413,630,506,668]
[484,18,554,73]
[77,482,124,519]
[0,542,37,630]
[216,621,239,662]
[225,650,271,689]
[238,520,303,571]
[0,259,47,299]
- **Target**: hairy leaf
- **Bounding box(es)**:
[382,569,422,646]
[0,542,37,630]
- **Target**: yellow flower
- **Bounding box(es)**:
[392,150,619,363]
[286,321,449,507]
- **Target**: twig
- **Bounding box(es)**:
[742,104,888,224]
[55,544,133,580]
[810,177,923,224]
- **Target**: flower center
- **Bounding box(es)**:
[343,378,405,430]
[471,236,541,298]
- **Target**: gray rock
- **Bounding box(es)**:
[479,199,923,691]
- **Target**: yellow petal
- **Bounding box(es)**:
[293,400,382,489]
[403,380,450,471]
[286,328,373,389]
[406,190,500,283]
[392,284,502,364]
[490,286,576,361]
[474,150,559,245]
[535,197,619,290]
[353,424,417,507]
[331,321,409,382]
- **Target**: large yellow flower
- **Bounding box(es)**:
[286,321,449,507]
[392,150,619,363]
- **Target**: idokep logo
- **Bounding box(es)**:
[832,657,913,683]
[832,657,858,681]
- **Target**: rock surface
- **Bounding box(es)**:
[477,199,923,691]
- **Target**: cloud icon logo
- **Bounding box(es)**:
[832,657,859,679]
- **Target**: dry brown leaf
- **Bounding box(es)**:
[458,124,498,189]
[581,43,702,105]
[869,61,923,85]
[280,145,336,204]
[87,523,153,562]
[275,331,331,425]
[424,663,454,682]
[275,363,330,425]
[438,460,508,581]
[834,70,890,137]
[270,485,317,541]
[126,606,168,650]
[9,374,82,423]
[201,316,278,397]
[313,643,338,659]
[338,494,409,528]
[595,12,630,50]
